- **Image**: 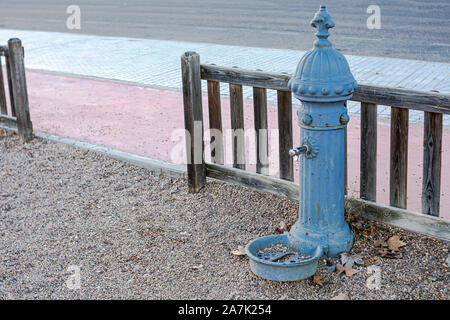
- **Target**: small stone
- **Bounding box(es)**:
[429,276,438,282]
[133,265,142,271]
[191,264,203,270]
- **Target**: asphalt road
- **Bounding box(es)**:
[0,0,448,62]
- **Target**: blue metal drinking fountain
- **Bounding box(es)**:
[246,5,357,281]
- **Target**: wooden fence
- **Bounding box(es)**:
[0,38,33,141]
[181,52,450,241]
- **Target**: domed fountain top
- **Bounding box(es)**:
[288,6,357,102]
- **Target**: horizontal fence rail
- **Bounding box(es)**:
[200,64,450,113]
[0,38,33,141]
[182,53,450,241]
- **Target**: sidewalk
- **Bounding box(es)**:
[19,70,450,220]
[0,29,449,125]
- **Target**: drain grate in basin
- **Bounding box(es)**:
[256,244,312,264]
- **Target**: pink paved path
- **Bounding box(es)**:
[19,70,450,220]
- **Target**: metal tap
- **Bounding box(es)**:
[288,145,308,157]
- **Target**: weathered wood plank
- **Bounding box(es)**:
[38,132,187,179]
[229,83,246,170]
[360,102,377,201]
[352,85,450,113]
[201,64,290,91]
[0,58,8,115]
[5,54,15,117]
[205,162,450,242]
[181,51,206,192]
[253,87,269,175]
[7,39,32,141]
[200,64,450,113]
[0,114,17,129]
[346,197,449,242]
[206,162,298,201]
[422,112,443,216]
[277,90,293,181]
[390,107,409,209]
[207,80,224,165]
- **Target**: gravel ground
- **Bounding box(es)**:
[0,131,449,300]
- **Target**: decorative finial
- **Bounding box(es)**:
[288,5,357,102]
[311,6,335,41]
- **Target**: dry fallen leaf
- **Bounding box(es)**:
[378,248,402,259]
[374,238,388,248]
[330,293,349,300]
[231,245,247,256]
[387,235,406,251]
[365,256,379,265]
[336,263,345,275]
[274,221,288,234]
[378,248,388,257]
[336,263,359,277]
[312,275,324,287]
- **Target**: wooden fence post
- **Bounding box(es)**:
[5,54,16,117]
[0,57,8,115]
[8,38,33,141]
[422,112,442,216]
[277,90,293,181]
[181,52,206,192]
[390,107,409,209]
[360,102,377,201]
[229,83,246,170]
[253,87,268,175]
[207,80,224,164]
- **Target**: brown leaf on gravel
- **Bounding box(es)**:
[374,238,388,247]
[378,248,388,256]
[336,263,345,275]
[378,248,402,259]
[231,245,247,256]
[336,263,359,277]
[387,235,406,251]
[330,293,349,300]
[311,275,324,287]
[274,221,288,234]
[364,256,379,265]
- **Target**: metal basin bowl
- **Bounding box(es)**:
[245,234,323,282]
